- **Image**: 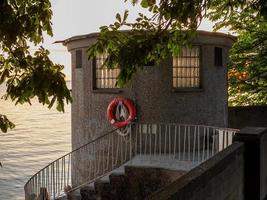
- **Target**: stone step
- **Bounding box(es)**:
[109,172,129,200]
[80,185,96,200]
[94,179,113,200]
[67,189,82,200]
[79,165,186,200]
[124,166,186,200]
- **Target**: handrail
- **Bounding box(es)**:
[24,127,119,200]
[24,127,119,187]
[24,123,238,200]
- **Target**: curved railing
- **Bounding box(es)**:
[24,128,120,200]
[24,123,238,200]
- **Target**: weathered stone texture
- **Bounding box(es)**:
[229,106,267,129]
[64,31,234,185]
[147,142,244,200]
[79,166,185,200]
[65,31,234,145]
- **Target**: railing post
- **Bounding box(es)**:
[233,127,267,200]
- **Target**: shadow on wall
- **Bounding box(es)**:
[229,106,267,129]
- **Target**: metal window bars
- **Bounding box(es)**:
[173,46,200,88]
[24,123,238,200]
[95,53,120,89]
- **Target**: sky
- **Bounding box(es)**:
[43,0,226,80]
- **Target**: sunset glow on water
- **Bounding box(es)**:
[0,83,71,199]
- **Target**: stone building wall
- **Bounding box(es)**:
[65,31,234,150]
[64,31,234,185]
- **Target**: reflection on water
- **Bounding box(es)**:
[0,84,71,200]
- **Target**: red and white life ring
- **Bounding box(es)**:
[106,97,136,128]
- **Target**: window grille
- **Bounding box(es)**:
[173,46,200,88]
[94,53,120,89]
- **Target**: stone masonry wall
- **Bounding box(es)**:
[65,31,234,150]
[147,142,245,200]
[229,106,267,129]
[64,31,235,185]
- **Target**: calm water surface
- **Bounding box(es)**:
[0,84,71,200]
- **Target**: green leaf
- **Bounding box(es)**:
[141,0,149,8]
[116,13,121,23]
[0,69,9,84]
[123,10,129,21]
[0,114,15,133]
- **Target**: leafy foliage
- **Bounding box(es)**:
[1,0,266,134]
[0,0,72,132]
[0,114,15,133]
[87,1,206,86]
[207,0,267,105]
[89,0,267,105]
[228,19,267,106]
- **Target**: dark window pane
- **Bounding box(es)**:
[76,50,82,68]
[215,47,223,66]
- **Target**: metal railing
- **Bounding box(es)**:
[24,123,238,199]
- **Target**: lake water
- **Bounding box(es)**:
[0,84,71,200]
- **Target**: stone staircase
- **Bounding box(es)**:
[68,166,186,200]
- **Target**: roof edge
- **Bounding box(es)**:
[57,30,236,46]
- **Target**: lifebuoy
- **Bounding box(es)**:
[107,97,136,128]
